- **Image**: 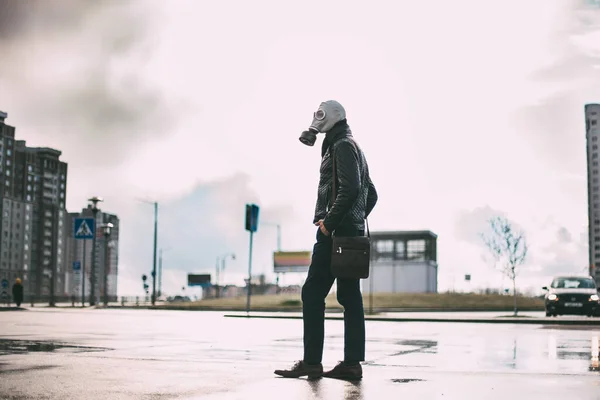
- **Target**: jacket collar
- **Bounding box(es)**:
[321,119,351,156]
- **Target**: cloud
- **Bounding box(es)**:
[0,0,173,168]
[454,205,508,246]
[512,0,600,174]
[116,173,306,295]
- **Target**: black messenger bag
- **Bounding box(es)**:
[329,146,371,280]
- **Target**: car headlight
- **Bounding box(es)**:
[548,294,557,301]
[590,294,599,302]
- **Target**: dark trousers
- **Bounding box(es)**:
[302,227,365,364]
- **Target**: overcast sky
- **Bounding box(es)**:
[1,0,600,297]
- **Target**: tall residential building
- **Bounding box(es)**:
[65,206,120,303]
[586,103,600,287]
[0,111,69,300]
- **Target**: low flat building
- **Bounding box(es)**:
[363,230,438,294]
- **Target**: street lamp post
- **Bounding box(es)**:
[137,198,159,306]
[216,253,235,298]
[102,222,114,306]
[88,196,103,306]
[158,247,171,298]
[262,221,282,289]
[159,249,163,298]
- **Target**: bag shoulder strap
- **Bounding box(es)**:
[330,141,370,238]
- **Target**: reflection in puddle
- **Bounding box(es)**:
[0,339,111,355]
[591,336,599,372]
[547,334,599,372]
[548,336,557,360]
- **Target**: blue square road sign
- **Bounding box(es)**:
[74,218,95,239]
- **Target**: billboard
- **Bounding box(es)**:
[274,251,311,273]
[187,274,211,287]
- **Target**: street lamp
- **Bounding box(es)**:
[137,198,158,306]
[88,196,103,306]
[102,222,114,306]
[158,247,172,298]
[216,253,235,298]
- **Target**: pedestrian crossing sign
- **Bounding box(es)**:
[74,218,95,239]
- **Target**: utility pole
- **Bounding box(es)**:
[246,230,254,313]
[152,202,158,305]
[102,222,113,306]
[81,240,86,306]
[158,249,163,298]
[245,204,259,314]
[136,198,159,306]
[88,197,103,306]
[49,206,58,307]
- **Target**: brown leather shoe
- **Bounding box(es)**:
[323,361,362,380]
[274,360,323,379]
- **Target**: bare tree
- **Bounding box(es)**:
[480,216,528,316]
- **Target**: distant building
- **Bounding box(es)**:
[65,205,120,303]
[586,103,600,288]
[363,230,438,294]
[0,111,69,300]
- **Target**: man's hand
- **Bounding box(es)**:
[315,219,330,236]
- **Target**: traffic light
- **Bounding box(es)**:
[245,204,259,232]
[142,275,149,294]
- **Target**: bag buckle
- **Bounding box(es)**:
[336,247,342,254]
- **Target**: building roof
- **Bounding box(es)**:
[23,147,62,158]
[371,230,438,239]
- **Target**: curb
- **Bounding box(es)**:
[223,314,600,325]
[101,306,545,313]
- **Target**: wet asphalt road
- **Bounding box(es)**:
[0,308,599,399]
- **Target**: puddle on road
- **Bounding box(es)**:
[0,339,112,355]
[392,378,425,384]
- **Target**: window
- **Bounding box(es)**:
[5,170,9,176]
[6,149,10,156]
[594,145,599,150]
[594,162,599,167]
[593,120,598,126]
[6,160,9,166]
[594,136,599,141]
[26,195,31,202]
[395,241,406,259]
[551,277,596,289]
[407,240,427,261]
[375,240,394,261]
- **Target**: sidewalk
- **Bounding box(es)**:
[224,310,600,325]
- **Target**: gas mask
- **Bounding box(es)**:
[299,100,346,146]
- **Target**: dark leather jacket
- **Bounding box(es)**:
[314,120,378,233]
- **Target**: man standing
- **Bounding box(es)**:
[12,278,24,307]
[275,100,378,380]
